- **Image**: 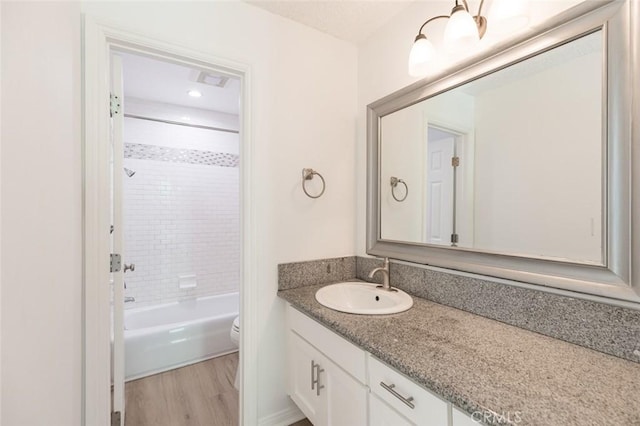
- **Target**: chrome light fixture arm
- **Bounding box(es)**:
[416,15,450,40]
[467,0,488,38]
[415,0,487,40]
[461,0,487,19]
[409,0,490,77]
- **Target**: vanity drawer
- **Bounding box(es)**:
[368,355,448,425]
[287,304,366,383]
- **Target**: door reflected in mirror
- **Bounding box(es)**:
[380,30,604,265]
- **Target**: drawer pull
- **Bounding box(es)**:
[380,381,415,409]
[311,360,325,396]
[311,360,315,391]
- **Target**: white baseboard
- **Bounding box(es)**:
[258,405,305,426]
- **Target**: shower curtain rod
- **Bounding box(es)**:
[124,113,240,134]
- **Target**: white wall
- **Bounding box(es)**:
[1,2,83,425]
[380,91,474,244]
[124,114,239,154]
[357,0,587,256]
[473,47,602,262]
[1,1,356,424]
[380,101,425,242]
[125,97,240,132]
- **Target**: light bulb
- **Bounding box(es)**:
[443,5,480,54]
[408,35,436,77]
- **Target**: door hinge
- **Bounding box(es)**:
[451,156,460,167]
[451,233,459,244]
[110,93,121,117]
[110,253,122,273]
[111,411,121,426]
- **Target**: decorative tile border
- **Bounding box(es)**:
[124,143,239,167]
[279,255,640,363]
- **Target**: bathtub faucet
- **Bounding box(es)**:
[125,296,135,303]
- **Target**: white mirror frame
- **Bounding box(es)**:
[367,1,640,304]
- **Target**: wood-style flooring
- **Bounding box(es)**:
[125,352,239,426]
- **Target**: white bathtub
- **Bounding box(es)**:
[124,292,238,381]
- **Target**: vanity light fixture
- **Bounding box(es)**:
[187,90,202,98]
[409,0,487,77]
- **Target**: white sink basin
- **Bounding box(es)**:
[315,282,413,315]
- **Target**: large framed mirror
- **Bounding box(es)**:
[367,1,640,304]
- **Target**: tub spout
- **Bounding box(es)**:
[125,296,135,303]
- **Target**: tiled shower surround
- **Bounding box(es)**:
[123,144,240,307]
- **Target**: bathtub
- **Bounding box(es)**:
[124,292,238,381]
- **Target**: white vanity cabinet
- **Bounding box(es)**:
[288,332,327,423]
[286,304,452,426]
[369,393,414,425]
[452,408,478,426]
[287,306,368,425]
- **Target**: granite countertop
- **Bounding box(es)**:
[278,282,640,426]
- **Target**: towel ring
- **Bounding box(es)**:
[302,168,326,199]
[390,177,408,202]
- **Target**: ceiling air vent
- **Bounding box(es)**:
[194,71,230,88]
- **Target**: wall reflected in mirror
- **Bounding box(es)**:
[380,30,604,265]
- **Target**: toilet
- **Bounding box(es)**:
[230,316,240,389]
[230,316,240,346]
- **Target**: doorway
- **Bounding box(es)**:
[424,125,467,247]
[83,20,256,426]
[111,50,242,424]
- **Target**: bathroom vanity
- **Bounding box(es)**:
[277,1,640,424]
[279,282,640,426]
[286,302,451,426]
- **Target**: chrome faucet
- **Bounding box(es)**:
[369,257,395,291]
[124,296,136,303]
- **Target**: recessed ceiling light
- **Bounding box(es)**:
[187,90,202,98]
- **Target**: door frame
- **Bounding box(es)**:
[421,120,475,247]
[82,17,257,425]
[423,125,457,245]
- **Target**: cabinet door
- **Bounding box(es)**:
[289,331,327,425]
[452,408,478,426]
[370,393,414,426]
[289,329,368,426]
[324,357,368,426]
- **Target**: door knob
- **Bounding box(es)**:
[124,264,135,273]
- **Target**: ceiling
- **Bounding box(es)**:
[120,52,241,115]
[245,0,417,44]
[118,1,587,112]
[118,1,417,112]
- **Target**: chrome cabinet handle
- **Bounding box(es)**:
[124,263,135,273]
[315,364,325,396]
[380,381,415,409]
[311,360,325,396]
